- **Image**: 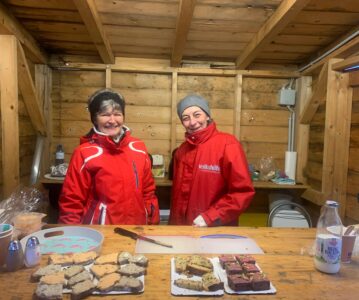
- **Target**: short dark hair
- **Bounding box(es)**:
[88,89,125,123]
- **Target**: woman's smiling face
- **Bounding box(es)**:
[181,106,209,134]
[95,106,124,137]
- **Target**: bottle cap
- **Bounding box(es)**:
[8,240,23,251]
[326,200,339,207]
[25,236,40,249]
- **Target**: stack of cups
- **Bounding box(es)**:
[341,225,358,263]
[0,224,13,268]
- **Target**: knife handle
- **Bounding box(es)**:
[114,227,138,240]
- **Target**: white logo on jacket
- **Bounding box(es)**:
[80,146,103,172]
[129,141,146,155]
[198,164,220,173]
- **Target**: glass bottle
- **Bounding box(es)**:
[314,200,343,274]
[55,144,65,165]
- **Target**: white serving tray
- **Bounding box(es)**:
[62,263,145,295]
[214,259,277,295]
[171,257,224,296]
[20,226,104,254]
[136,235,264,254]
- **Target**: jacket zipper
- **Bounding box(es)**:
[98,203,107,225]
[132,160,148,224]
[132,161,139,188]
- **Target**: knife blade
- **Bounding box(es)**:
[114,227,173,248]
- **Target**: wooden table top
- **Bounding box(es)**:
[1,225,356,299]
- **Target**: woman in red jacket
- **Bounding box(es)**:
[169,94,255,226]
[58,89,159,225]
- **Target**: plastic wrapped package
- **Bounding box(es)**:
[50,163,68,177]
[0,185,46,225]
[256,157,277,181]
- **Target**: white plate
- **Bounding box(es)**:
[44,173,65,180]
[214,259,277,295]
[171,257,224,296]
[63,263,145,295]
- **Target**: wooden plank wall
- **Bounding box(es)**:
[0,89,37,196]
[241,77,290,171]
[347,71,359,222]
[52,69,291,175]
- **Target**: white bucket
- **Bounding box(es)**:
[268,193,311,228]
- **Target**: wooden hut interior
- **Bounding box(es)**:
[0,0,359,225]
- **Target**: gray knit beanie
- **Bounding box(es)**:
[177,94,211,118]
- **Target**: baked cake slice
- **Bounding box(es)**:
[114,276,143,293]
[94,253,118,265]
[118,263,146,277]
[202,272,224,291]
[90,264,118,279]
[35,283,63,300]
[174,278,203,291]
[71,279,96,300]
[97,273,121,292]
[72,251,97,265]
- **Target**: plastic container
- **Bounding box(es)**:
[314,200,342,274]
[12,212,46,239]
[0,223,13,237]
[24,236,41,267]
[6,240,24,272]
[267,193,311,228]
[0,231,12,266]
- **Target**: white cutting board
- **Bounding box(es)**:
[135,235,263,254]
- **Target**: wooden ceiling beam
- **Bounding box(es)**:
[0,2,47,64]
[73,0,114,64]
[301,25,359,75]
[17,41,47,136]
[332,55,359,72]
[171,0,196,67]
[236,0,311,69]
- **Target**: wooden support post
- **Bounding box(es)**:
[0,35,20,198]
[331,61,352,218]
[322,59,352,218]
[35,64,52,178]
[295,76,312,184]
[322,60,338,201]
[105,65,111,88]
[171,71,178,153]
[234,74,242,139]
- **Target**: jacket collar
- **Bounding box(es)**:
[80,126,131,150]
[185,121,217,145]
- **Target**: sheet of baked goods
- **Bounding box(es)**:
[216,254,276,295]
[32,251,148,299]
[171,255,224,296]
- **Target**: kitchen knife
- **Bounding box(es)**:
[114,227,173,248]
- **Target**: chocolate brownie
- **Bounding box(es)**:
[250,273,270,291]
[218,255,236,268]
[225,262,244,275]
[242,263,260,273]
[235,255,256,265]
[227,274,251,291]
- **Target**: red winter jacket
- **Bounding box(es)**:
[58,128,159,225]
[169,122,254,226]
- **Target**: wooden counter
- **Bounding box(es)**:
[40,177,309,189]
[0,225,357,299]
